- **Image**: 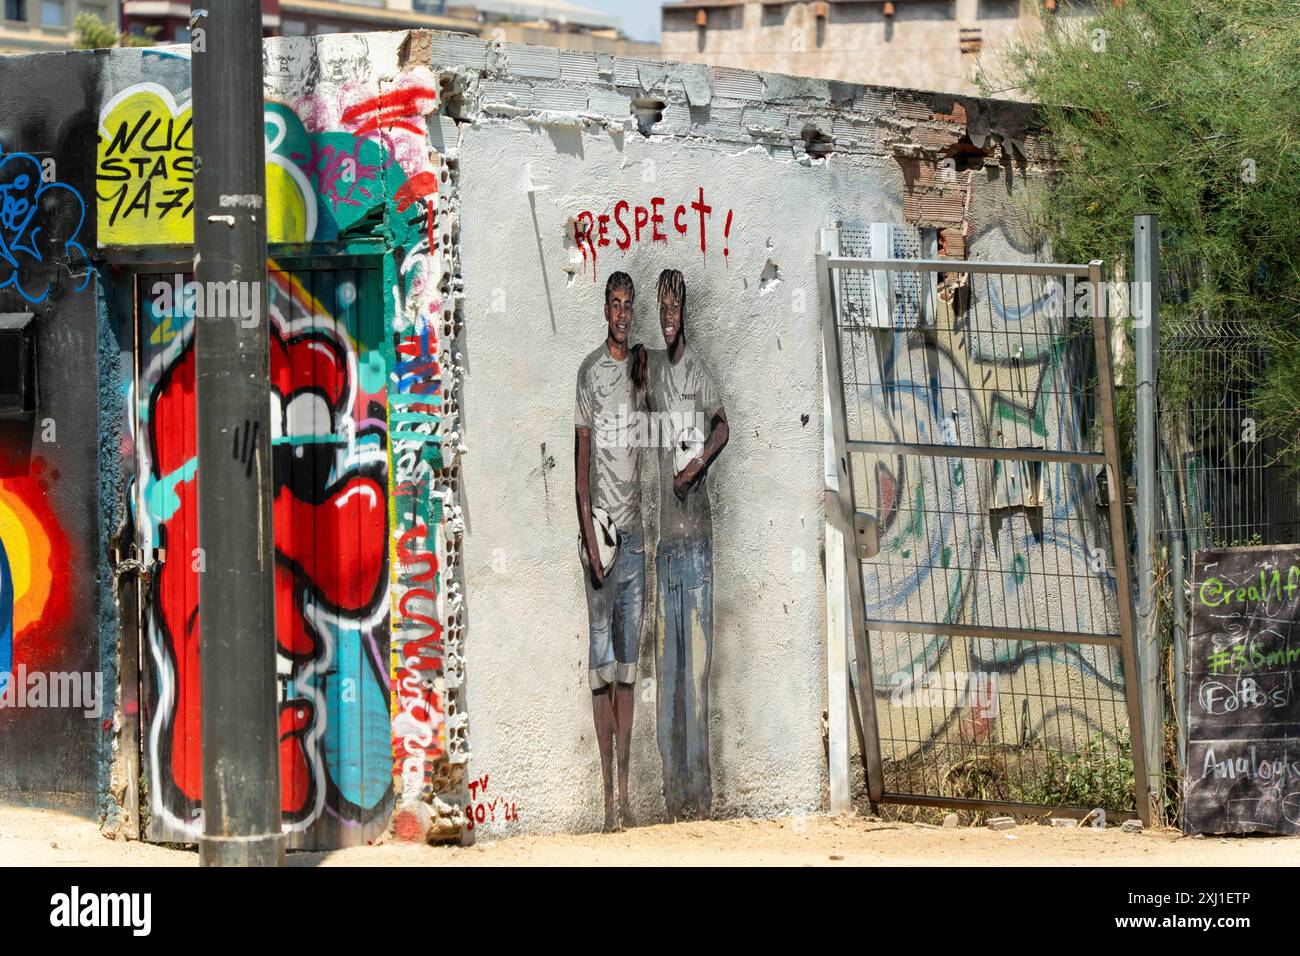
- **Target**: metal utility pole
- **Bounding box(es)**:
[1133,214,1163,817]
[192,1,284,866]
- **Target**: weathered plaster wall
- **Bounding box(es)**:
[432,33,1056,832]
[458,129,841,831]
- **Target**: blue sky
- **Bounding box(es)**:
[581,0,662,42]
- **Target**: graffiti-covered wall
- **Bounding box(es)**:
[0,50,108,817]
[0,37,468,843]
[91,36,466,847]
[0,30,1117,841]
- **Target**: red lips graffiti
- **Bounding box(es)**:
[149,313,387,818]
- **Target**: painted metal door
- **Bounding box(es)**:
[134,262,394,848]
[818,226,1151,824]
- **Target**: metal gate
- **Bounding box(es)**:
[133,260,394,848]
[817,226,1150,824]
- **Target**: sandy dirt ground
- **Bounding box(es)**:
[1,805,1297,866]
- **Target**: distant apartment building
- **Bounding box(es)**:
[660,0,1110,98]
[0,0,119,53]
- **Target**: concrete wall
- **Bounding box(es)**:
[457,129,848,830]
[429,32,1069,832]
[4,35,469,844]
[91,35,470,848]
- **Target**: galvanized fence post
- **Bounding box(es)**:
[1133,214,1163,817]
[820,226,852,815]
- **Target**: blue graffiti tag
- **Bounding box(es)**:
[0,147,89,304]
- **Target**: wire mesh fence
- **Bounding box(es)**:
[1155,305,1300,553]
[825,246,1142,818]
[1147,239,1300,821]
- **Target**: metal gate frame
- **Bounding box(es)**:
[817,236,1152,826]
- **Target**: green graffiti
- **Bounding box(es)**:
[1198,566,1300,608]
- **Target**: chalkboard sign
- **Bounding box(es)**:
[1186,545,1300,834]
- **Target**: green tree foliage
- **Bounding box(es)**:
[73,11,117,49]
[74,11,159,50]
[996,0,1300,451]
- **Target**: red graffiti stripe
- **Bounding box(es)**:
[341,85,439,138]
[394,171,439,213]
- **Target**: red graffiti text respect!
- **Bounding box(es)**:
[573,187,733,279]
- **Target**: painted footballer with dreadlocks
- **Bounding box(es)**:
[646,268,730,820]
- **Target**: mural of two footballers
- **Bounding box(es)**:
[573,268,730,831]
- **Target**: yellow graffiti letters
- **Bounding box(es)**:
[97,84,194,246]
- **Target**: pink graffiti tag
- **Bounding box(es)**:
[291,140,381,213]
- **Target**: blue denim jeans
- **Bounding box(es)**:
[583,529,645,690]
[654,536,713,818]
